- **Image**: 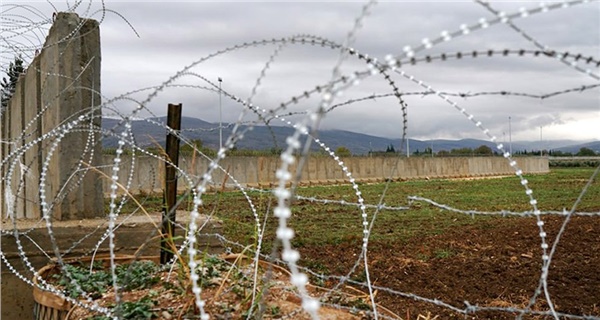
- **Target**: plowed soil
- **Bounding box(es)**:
[299,215,600,319]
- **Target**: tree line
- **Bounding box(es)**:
[103,143,596,158]
[367,144,497,157]
[513,147,597,157]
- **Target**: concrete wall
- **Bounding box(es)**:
[102,155,549,193]
[0,12,103,220]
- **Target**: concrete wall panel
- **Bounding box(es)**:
[103,155,549,194]
[23,57,42,219]
[9,76,25,219]
[3,12,102,220]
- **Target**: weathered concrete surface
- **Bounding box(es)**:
[1,12,103,220]
[24,57,42,220]
[7,75,26,219]
[0,212,223,320]
[102,155,549,193]
[79,18,105,219]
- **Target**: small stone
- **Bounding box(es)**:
[162,311,173,319]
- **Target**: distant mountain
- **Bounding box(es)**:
[510,140,593,152]
[101,116,597,155]
[554,141,600,154]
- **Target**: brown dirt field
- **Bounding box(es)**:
[299,215,600,319]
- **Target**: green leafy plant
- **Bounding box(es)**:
[118,295,157,319]
[88,295,157,320]
[116,261,160,291]
[52,263,111,299]
[51,259,160,299]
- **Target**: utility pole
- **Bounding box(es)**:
[540,126,543,157]
[509,116,512,155]
[218,77,223,150]
[431,141,434,158]
[406,138,410,158]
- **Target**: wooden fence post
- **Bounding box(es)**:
[161,103,182,264]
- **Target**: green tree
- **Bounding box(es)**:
[180,139,203,154]
[551,150,572,157]
[1,56,25,111]
[437,150,450,156]
[450,147,472,155]
[269,147,282,155]
[576,147,596,156]
[335,146,352,157]
[473,145,493,155]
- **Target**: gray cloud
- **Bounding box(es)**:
[3,0,599,142]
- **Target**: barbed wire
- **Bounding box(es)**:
[1,1,599,320]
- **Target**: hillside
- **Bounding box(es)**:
[101,117,597,155]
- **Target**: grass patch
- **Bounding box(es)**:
[107,168,599,253]
[433,249,455,259]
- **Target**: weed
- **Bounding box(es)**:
[434,249,454,259]
[231,283,247,297]
[269,305,281,316]
[302,260,329,287]
[416,253,430,262]
[162,281,184,295]
[347,298,372,311]
[196,255,232,288]
[349,271,367,283]
[302,260,330,274]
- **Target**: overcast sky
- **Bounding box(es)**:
[2,1,599,144]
